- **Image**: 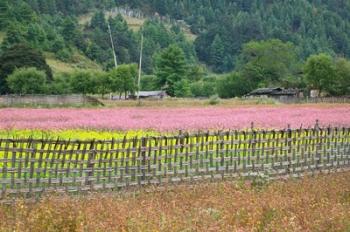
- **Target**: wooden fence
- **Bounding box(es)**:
[280,96,350,104]
[0,94,103,107]
[1,127,350,201]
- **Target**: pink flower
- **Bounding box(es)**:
[0,106,349,131]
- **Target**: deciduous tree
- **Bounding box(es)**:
[304,53,336,96]
[7,67,47,94]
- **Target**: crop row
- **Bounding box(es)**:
[1,106,349,131]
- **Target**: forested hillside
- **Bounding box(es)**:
[0,0,349,97]
[119,0,350,72]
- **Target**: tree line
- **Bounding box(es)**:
[1,41,349,98]
[2,0,350,73]
[116,0,350,73]
[0,0,195,73]
[0,0,349,98]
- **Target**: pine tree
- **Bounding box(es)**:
[155,44,187,96]
[210,34,225,72]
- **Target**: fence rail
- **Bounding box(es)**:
[1,127,350,201]
[0,94,103,106]
[280,97,350,104]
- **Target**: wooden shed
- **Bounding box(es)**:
[129,91,167,100]
[246,87,300,101]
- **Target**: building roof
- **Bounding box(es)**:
[131,91,166,97]
[248,88,299,96]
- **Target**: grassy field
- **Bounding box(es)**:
[78,8,196,40]
[45,52,101,74]
[0,172,349,231]
[99,97,350,108]
[78,11,145,31]
[0,32,5,44]
[100,97,282,108]
[121,15,145,31]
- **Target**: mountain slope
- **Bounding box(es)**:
[1,0,350,74]
[117,0,350,72]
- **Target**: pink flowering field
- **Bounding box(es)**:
[0,106,349,131]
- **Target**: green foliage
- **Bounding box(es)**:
[70,70,96,94]
[6,67,47,94]
[139,19,196,74]
[190,78,216,97]
[95,71,111,97]
[140,75,158,91]
[333,58,350,96]
[239,39,299,89]
[0,44,52,94]
[134,0,350,73]
[187,65,206,82]
[217,72,252,98]
[208,94,220,105]
[173,79,192,97]
[56,48,72,62]
[155,44,187,96]
[109,64,137,97]
[304,53,336,95]
[210,35,225,72]
[49,72,73,94]
[1,0,350,98]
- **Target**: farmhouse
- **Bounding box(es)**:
[246,87,300,101]
[129,91,167,99]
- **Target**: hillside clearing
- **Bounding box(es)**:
[0,32,5,43]
[45,52,101,73]
[78,10,145,31]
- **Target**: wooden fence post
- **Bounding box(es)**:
[287,125,292,175]
[0,126,350,201]
[141,137,147,183]
[86,140,96,189]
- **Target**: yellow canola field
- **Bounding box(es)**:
[0,129,160,140]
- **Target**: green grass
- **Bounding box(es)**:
[45,52,101,74]
[78,11,145,31]
[100,97,282,108]
[0,32,5,43]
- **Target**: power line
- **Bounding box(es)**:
[137,32,144,104]
[107,22,118,68]
[107,9,118,69]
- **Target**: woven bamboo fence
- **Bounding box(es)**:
[0,94,103,106]
[280,96,350,104]
[0,127,350,201]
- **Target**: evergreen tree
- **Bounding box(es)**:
[333,57,350,96]
[155,44,187,96]
[210,34,225,72]
[0,44,53,94]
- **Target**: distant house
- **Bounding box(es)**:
[129,91,167,100]
[246,87,301,101]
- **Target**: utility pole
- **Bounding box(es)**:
[108,20,118,68]
[106,9,117,100]
[137,32,144,104]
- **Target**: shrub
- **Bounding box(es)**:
[70,70,96,94]
[49,72,73,94]
[174,79,192,97]
[208,94,220,105]
[217,72,252,98]
[6,67,47,94]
